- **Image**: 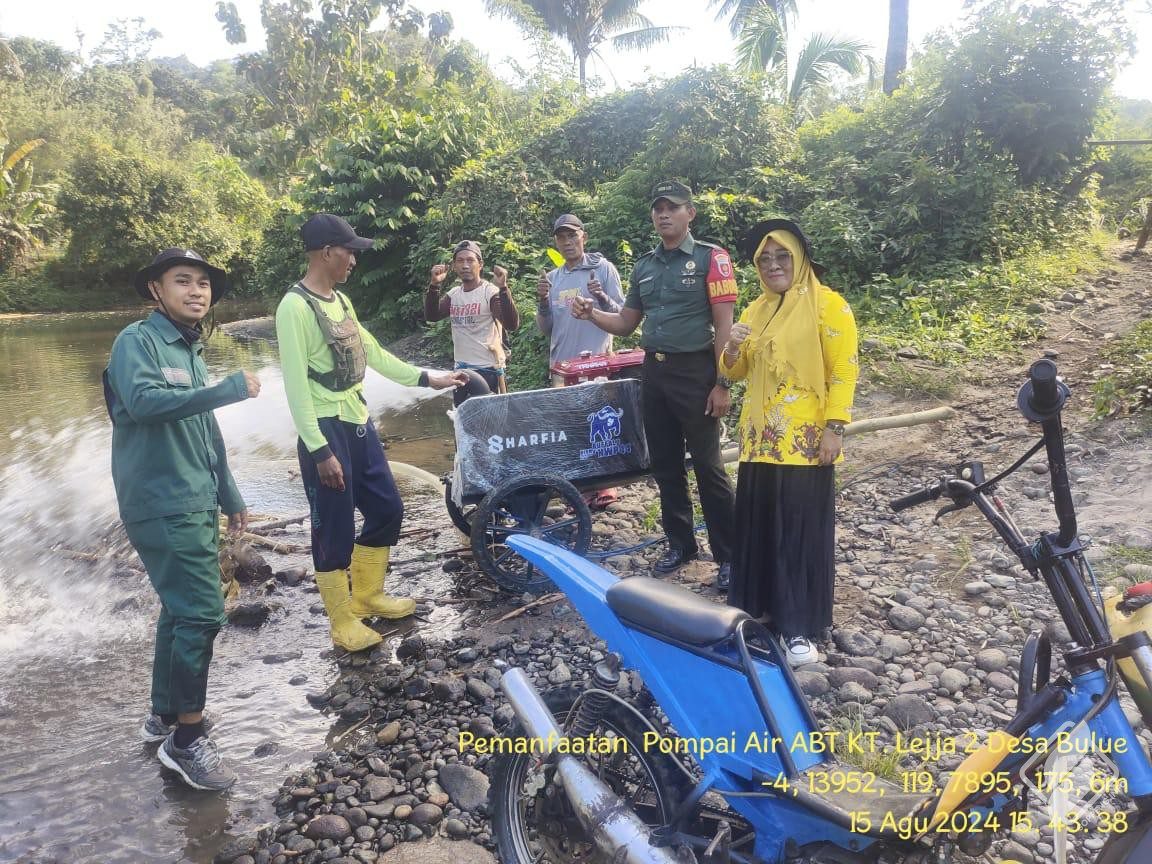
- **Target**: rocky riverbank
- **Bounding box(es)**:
[212,249,1152,864]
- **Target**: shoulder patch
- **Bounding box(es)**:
[706,248,738,304]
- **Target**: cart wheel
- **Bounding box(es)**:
[471,475,592,595]
[443,477,477,536]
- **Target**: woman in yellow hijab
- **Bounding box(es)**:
[720,219,858,668]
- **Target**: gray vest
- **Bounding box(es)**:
[291,284,367,391]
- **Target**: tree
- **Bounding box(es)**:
[0,39,23,80]
[232,0,387,128]
[883,0,909,95]
[4,36,78,80]
[709,0,796,36]
[734,2,870,115]
[927,0,1134,183]
[90,18,162,65]
[215,2,248,44]
[214,0,458,180]
[484,0,681,90]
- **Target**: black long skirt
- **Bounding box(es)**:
[727,462,836,638]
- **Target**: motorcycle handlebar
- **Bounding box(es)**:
[890,483,943,512]
[1029,360,1061,416]
[1029,359,1077,546]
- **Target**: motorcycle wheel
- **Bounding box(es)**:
[490,686,692,864]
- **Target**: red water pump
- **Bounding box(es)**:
[550,348,646,386]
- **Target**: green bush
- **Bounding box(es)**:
[1097,98,1152,232]
[270,87,507,317]
[54,142,270,291]
[1095,319,1152,416]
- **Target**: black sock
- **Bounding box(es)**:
[160,713,177,726]
[174,721,206,749]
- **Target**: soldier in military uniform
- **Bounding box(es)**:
[573,181,737,588]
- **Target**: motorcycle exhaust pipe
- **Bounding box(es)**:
[501,668,690,864]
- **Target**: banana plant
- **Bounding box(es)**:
[0,135,58,268]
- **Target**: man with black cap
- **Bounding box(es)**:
[277,213,466,655]
[104,248,261,790]
[425,239,520,398]
[536,214,626,386]
[573,181,737,587]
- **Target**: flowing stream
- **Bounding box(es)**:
[0,307,458,863]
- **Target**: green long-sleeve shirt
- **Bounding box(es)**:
[274,287,421,460]
[104,311,249,524]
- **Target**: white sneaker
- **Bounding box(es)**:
[784,636,818,668]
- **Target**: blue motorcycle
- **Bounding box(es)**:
[487,360,1152,864]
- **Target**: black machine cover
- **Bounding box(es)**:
[450,379,649,501]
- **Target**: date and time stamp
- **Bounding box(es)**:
[755,727,1135,839]
[759,768,1130,838]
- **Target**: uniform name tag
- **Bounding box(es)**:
[637,276,654,284]
[161,367,192,386]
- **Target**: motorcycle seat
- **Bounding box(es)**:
[606,576,750,646]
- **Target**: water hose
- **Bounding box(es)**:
[390,460,444,493]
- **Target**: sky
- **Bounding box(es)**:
[1,0,1150,99]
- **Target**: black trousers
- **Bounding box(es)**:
[642,350,735,563]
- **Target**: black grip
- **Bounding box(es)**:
[1029,359,1060,415]
[890,484,942,512]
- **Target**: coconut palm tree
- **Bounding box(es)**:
[484,0,681,90]
[709,0,797,37]
[884,0,910,94]
[732,1,870,116]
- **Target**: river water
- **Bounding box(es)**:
[0,306,458,863]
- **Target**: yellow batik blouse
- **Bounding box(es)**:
[721,285,859,465]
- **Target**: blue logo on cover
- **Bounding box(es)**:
[581,406,632,459]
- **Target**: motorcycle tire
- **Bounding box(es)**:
[489,685,692,864]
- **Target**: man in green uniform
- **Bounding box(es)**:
[104,248,261,791]
[276,214,466,654]
[573,181,737,588]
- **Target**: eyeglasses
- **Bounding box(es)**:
[756,252,793,268]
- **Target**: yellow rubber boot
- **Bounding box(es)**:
[349,544,416,619]
[315,569,384,652]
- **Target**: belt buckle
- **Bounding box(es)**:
[654,352,667,362]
